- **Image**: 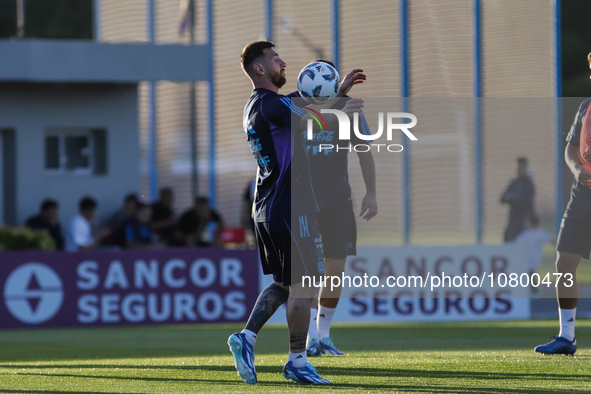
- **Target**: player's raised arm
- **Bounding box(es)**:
[340,69,375,220]
[355,113,377,221]
[566,142,591,187]
[358,150,377,221]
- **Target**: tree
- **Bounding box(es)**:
[0,0,92,40]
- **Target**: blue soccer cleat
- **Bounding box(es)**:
[306,338,322,357]
[320,337,345,356]
[534,336,577,355]
[282,361,331,384]
[228,333,257,384]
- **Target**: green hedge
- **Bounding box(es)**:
[0,226,56,251]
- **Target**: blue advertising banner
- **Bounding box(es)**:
[0,249,259,328]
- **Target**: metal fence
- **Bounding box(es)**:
[95,0,559,244]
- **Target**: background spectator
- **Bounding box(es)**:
[64,196,110,251]
[514,213,552,276]
[108,193,138,230]
[25,199,64,250]
[106,193,138,247]
[241,177,256,237]
[178,196,224,247]
[151,187,178,245]
[500,157,535,242]
[121,202,161,249]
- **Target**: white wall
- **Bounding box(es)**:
[0,83,140,228]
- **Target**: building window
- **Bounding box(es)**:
[44,128,107,175]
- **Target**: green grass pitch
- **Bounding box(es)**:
[0,320,590,393]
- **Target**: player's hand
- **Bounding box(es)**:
[342,98,364,119]
[339,69,366,96]
[360,193,377,221]
[574,165,591,187]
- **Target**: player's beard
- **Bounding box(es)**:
[270,70,286,89]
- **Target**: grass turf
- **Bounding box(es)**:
[0,320,590,393]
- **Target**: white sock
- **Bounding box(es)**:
[289,351,307,368]
[317,306,336,340]
[241,329,257,347]
[559,308,576,341]
[308,308,318,343]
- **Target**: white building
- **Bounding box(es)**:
[0,39,208,226]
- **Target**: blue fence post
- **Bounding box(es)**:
[332,0,340,72]
[555,0,563,234]
[147,0,158,202]
[474,0,483,243]
[93,0,101,41]
[207,0,216,207]
[400,0,410,244]
[265,0,273,42]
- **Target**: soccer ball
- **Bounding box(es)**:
[297,62,340,105]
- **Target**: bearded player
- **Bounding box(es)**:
[228,41,363,384]
[535,52,591,355]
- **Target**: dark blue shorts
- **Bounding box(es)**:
[316,203,357,259]
[254,214,324,286]
[556,183,591,259]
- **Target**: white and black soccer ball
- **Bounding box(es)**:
[297,62,340,105]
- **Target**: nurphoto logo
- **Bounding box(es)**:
[305,109,418,153]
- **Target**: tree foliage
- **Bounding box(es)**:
[562,0,591,96]
[0,0,92,40]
